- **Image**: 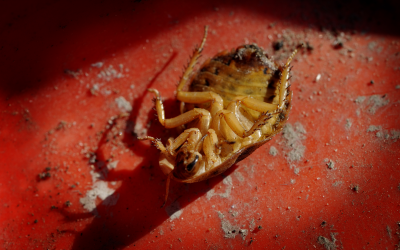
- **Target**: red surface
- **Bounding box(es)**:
[1,0,400,249]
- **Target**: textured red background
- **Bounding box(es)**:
[1,0,400,249]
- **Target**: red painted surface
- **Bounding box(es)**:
[1,0,400,249]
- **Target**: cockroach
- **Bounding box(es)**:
[139,26,298,206]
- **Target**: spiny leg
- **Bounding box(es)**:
[148,88,211,135]
[278,48,299,109]
[176,26,208,92]
[137,135,167,153]
[161,172,172,208]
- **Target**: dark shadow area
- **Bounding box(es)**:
[1,0,399,97]
[52,53,239,249]
[56,100,240,249]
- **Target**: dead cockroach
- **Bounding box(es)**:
[139,26,298,206]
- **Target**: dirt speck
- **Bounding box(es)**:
[269,146,278,156]
[355,96,366,104]
[345,119,352,130]
[367,125,381,132]
[65,201,72,207]
[239,229,248,240]
[332,181,342,187]
[386,225,392,239]
[115,96,132,112]
[326,160,335,170]
[318,233,337,250]
[391,130,400,141]
[350,184,360,193]
[217,211,240,239]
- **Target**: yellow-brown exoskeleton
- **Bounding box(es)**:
[139,26,298,207]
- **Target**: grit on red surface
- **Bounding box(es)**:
[1,0,400,249]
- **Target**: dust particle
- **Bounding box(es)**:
[387,225,392,239]
[269,146,278,156]
[326,160,335,170]
[391,130,400,141]
[115,96,132,112]
[239,229,248,240]
[367,95,389,114]
[396,85,400,89]
[345,119,352,130]
[354,96,366,104]
[367,125,381,132]
[332,181,342,187]
[368,42,377,50]
[217,211,240,239]
[350,184,359,193]
[318,233,337,250]
[282,122,307,162]
[91,62,104,68]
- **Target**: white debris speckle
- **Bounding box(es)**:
[115,96,132,112]
[91,62,104,68]
[355,96,366,104]
[282,122,307,162]
[367,95,389,114]
[107,161,119,170]
[367,125,381,132]
[134,121,147,136]
[326,160,335,169]
[315,74,321,82]
[98,65,124,81]
[269,146,278,156]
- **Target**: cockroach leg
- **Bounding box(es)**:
[279,48,298,109]
[137,136,167,153]
[176,26,208,93]
[166,128,200,155]
[203,129,221,171]
[161,172,172,208]
[147,89,211,135]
